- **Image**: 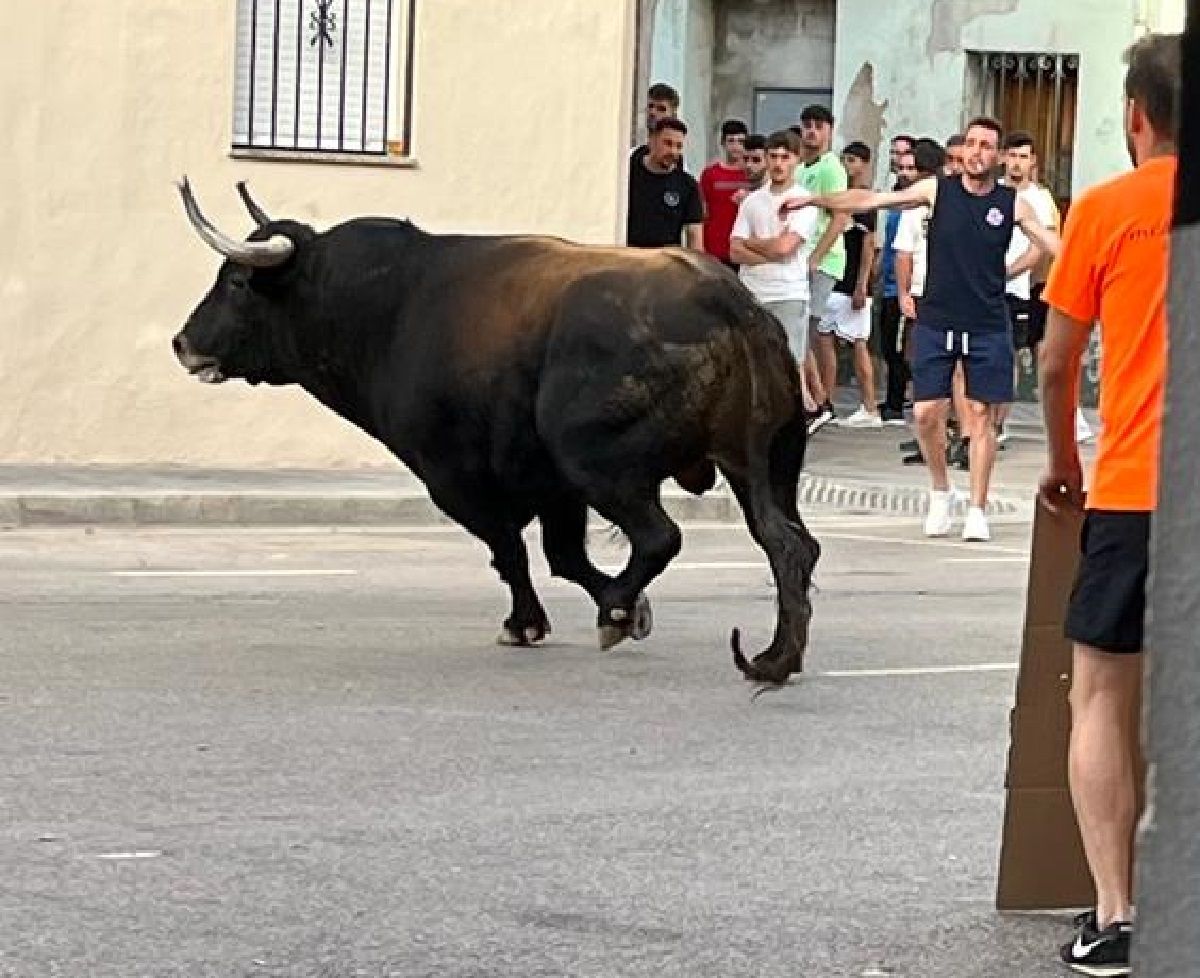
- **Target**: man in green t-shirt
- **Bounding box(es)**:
[793,104,849,431]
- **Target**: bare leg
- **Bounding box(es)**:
[804,350,827,407]
[815,332,838,407]
[914,398,951,492]
[963,398,999,508]
[852,339,877,412]
[1068,644,1143,926]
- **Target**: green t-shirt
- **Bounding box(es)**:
[797,151,848,280]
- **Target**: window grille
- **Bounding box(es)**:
[232,0,415,156]
[966,52,1079,203]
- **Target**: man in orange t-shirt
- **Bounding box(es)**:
[1038,33,1180,977]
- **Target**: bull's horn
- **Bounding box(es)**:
[235,180,272,226]
[177,176,293,268]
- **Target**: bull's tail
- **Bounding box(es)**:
[729,320,820,685]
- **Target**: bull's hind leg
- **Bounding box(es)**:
[424,480,550,646]
[720,457,820,684]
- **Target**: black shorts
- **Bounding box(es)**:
[1065,511,1152,654]
[911,323,1014,404]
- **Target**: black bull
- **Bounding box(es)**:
[173,180,820,683]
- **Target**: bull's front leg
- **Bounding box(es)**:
[424,481,551,646]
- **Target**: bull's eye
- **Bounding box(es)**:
[229,275,249,292]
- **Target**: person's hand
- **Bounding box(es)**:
[852,285,868,311]
[732,189,749,205]
[808,253,822,275]
[1038,459,1085,514]
[778,193,813,215]
[899,293,916,321]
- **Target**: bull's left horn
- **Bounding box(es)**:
[177,176,293,268]
[235,180,272,227]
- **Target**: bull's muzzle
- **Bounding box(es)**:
[173,333,225,384]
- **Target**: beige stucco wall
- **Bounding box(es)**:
[1,0,637,466]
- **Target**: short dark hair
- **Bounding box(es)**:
[650,117,687,136]
[720,119,749,139]
[647,82,680,108]
[946,133,965,148]
[842,141,871,162]
[891,133,915,149]
[965,116,1004,144]
[744,133,767,152]
[1003,130,1036,152]
[912,137,946,177]
[1124,33,1182,136]
[766,129,802,155]
[800,104,834,126]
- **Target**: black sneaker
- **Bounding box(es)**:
[806,405,835,436]
[881,408,907,427]
[1059,911,1132,976]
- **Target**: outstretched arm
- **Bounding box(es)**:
[782,177,937,215]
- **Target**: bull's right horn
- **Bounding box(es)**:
[177,176,293,268]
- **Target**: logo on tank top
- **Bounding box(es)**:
[663,191,681,208]
[986,207,1005,227]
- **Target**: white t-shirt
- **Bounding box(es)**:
[731,186,821,303]
[1005,184,1058,300]
[892,204,930,297]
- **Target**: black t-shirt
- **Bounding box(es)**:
[626,158,704,248]
[835,210,877,295]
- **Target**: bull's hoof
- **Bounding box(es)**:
[496,621,550,647]
[597,593,652,650]
[730,628,801,684]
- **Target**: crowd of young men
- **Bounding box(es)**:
[625,34,1180,973]
[625,85,1071,542]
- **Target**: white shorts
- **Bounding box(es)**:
[817,292,872,343]
[764,298,810,365]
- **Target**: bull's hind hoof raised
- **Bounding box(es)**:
[597,593,653,650]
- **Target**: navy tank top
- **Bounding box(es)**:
[919,176,1017,334]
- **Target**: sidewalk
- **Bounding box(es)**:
[0,399,1092,528]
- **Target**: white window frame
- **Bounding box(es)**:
[230,0,417,166]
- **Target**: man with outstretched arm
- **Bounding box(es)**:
[783,118,1059,541]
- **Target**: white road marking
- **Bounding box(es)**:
[110,569,358,578]
[819,531,1027,556]
[94,850,164,860]
[817,662,1017,678]
[944,557,1029,564]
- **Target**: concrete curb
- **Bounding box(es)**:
[0,473,1029,528]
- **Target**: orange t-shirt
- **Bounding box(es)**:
[1043,155,1175,512]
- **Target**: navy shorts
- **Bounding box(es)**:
[1065,511,1151,654]
[911,324,1014,404]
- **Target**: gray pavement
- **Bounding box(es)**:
[0,515,1080,977]
[0,397,1094,528]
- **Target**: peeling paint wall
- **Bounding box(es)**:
[833,0,1139,193]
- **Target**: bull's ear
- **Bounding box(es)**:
[236,181,272,227]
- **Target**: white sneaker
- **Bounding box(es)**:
[840,405,884,429]
[924,488,958,537]
[962,506,991,542]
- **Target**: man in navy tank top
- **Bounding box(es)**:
[783,118,1059,542]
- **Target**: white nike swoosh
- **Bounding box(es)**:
[1073,935,1107,957]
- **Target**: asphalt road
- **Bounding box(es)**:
[0,515,1080,977]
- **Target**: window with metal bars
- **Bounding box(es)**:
[232,0,416,157]
[965,51,1079,205]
